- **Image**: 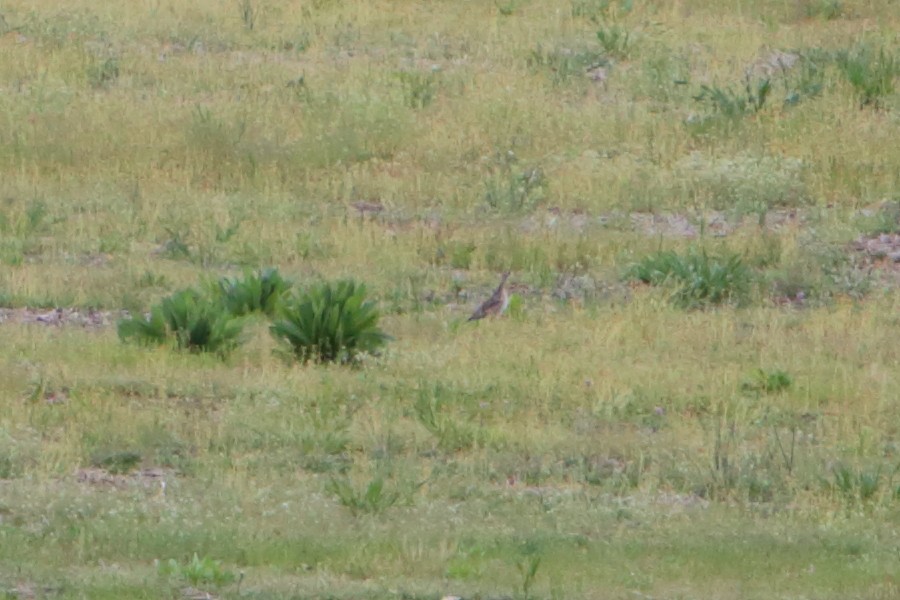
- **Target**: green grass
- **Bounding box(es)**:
[1,0,900,597]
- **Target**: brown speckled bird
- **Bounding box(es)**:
[468,271,510,321]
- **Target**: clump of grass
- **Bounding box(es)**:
[856,200,900,235]
[292,94,412,169]
[687,76,771,133]
[526,44,608,85]
[86,57,119,89]
[431,240,477,270]
[237,0,258,31]
[515,555,542,599]
[160,226,192,260]
[596,23,634,60]
[90,449,142,474]
[494,0,519,16]
[414,391,480,452]
[395,70,440,109]
[836,45,898,107]
[572,0,633,22]
[270,280,390,365]
[782,51,829,106]
[741,368,793,394]
[186,106,246,165]
[571,0,612,21]
[117,289,245,355]
[764,239,872,304]
[158,553,237,587]
[628,248,752,308]
[214,267,292,317]
[828,464,882,502]
[801,0,843,20]
[697,77,771,116]
[484,167,547,213]
[326,475,400,516]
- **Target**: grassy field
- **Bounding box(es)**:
[1,0,900,598]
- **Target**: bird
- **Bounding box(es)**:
[468,271,510,321]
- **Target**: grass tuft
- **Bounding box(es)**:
[836,45,898,107]
[628,248,752,308]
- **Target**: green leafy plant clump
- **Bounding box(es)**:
[742,368,793,394]
[326,475,400,516]
[214,267,292,317]
[158,553,237,587]
[270,279,391,364]
[628,248,753,308]
[836,45,898,107]
[117,288,245,355]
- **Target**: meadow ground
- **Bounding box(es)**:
[1,0,900,598]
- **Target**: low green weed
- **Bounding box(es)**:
[596,24,634,60]
[837,45,898,107]
[326,475,400,516]
[160,226,192,260]
[86,57,119,89]
[396,70,439,109]
[855,201,900,235]
[414,392,479,452]
[484,168,547,213]
[829,464,882,502]
[90,449,142,474]
[742,368,793,394]
[801,0,843,20]
[158,553,237,586]
[527,44,608,86]
[687,76,771,133]
[783,51,830,106]
[237,0,257,31]
[628,248,752,308]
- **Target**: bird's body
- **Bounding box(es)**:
[468,271,510,321]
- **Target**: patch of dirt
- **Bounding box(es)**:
[181,588,218,600]
[0,307,126,328]
[552,274,631,305]
[849,233,900,284]
[75,467,173,490]
[654,491,710,510]
[629,212,700,237]
[851,233,900,264]
[524,207,803,238]
[3,583,64,599]
[748,49,800,78]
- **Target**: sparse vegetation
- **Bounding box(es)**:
[326,475,401,516]
[595,23,634,60]
[628,248,752,308]
[687,76,772,132]
[678,152,808,213]
[1,0,900,598]
[837,45,898,107]
[158,553,237,587]
[85,57,119,89]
